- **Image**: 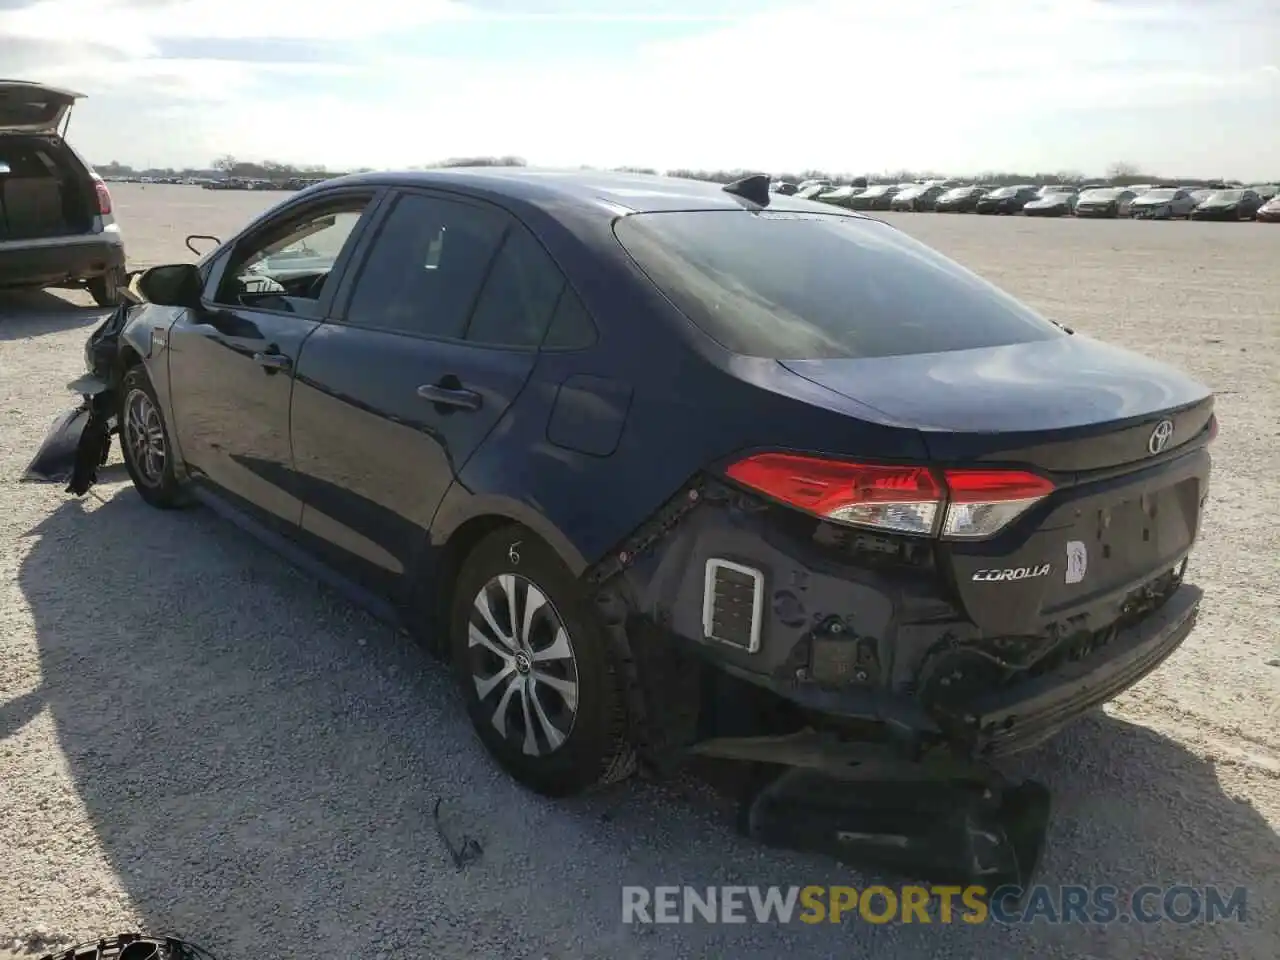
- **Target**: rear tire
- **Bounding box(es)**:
[119,365,185,508]
[88,266,126,307]
[450,527,634,796]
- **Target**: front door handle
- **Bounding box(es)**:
[253,351,291,372]
[417,383,482,412]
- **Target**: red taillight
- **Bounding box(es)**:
[94,179,112,215]
[939,468,1055,539]
[725,454,1055,540]
[725,453,944,536]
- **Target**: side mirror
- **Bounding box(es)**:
[136,263,202,308]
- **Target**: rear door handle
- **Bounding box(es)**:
[253,352,291,372]
[417,383,482,411]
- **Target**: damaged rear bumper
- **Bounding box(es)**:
[962,583,1199,755]
[684,578,1199,757]
[603,481,1202,759]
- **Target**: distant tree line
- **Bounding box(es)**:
[94,154,531,181]
[92,156,1265,188]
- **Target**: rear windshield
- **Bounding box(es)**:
[613,211,1063,360]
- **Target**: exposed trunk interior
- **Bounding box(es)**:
[0,135,95,242]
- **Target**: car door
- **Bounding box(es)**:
[288,189,566,599]
[165,188,382,530]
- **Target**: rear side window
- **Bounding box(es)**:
[345,193,508,339]
[465,226,565,348]
[613,211,1063,360]
[542,287,597,350]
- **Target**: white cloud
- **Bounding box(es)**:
[244,0,1275,171]
[0,0,472,46]
[5,0,1277,177]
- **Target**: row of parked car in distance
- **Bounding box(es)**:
[779,178,1280,222]
[100,175,331,191]
[200,176,332,191]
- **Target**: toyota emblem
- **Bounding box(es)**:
[1148,419,1174,455]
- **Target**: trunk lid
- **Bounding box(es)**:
[780,335,1213,473]
[0,80,82,135]
[781,337,1213,636]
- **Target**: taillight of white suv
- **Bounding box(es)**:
[93,176,113,216]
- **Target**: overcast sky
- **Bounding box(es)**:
[3,0,1277,178]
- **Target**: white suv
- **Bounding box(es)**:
[0,80,126,305]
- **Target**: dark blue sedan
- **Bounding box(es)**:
[34,169,1214,807]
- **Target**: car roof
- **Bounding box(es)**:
[325,167,865,219]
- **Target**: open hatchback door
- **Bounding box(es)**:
[0,80,83,136]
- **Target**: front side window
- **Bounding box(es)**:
[344,193,508,339]
[216,198,370,312]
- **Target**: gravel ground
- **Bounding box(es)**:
[1,185,1277,959]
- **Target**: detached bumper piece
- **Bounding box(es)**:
[23,375,114,495]
[739,755,1050,891]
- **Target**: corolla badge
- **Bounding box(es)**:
[1148,419,1174,455]
[972,564,1051,582]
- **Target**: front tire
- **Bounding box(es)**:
[450,528,634,796]
[119,366,185,508]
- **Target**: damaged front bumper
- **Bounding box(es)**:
[24,294,137,494]
[23,374,116,494]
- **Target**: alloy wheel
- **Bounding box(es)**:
[124,388,166,486]
[467,573,579,757]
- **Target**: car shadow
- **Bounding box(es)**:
[16,492,1278,959]
[0,289,107,341]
